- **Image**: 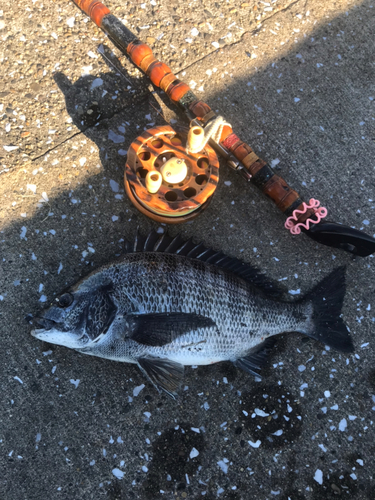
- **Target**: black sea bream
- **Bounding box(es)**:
[32,232,353,398]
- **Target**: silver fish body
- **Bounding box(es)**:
[32,233,353,398]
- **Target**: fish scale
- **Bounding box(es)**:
[99,253,300,346]
[32,233,353,399]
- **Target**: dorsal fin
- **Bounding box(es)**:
[143,229,160,251]
[133,228,146,252]
[124,231,284,298]
[153,232,174,252]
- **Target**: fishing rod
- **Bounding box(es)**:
[70,0,375,257]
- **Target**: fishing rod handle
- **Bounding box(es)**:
[73,0,110,25]
[72,0,316,225]
[73,1,190,102]
[219,130,315,221]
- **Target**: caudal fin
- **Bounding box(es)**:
[303,267,354,353]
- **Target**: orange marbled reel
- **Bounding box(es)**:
[125,126,219,223]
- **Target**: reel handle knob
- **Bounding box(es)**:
[145,170,162,194]
[187,125,205,153]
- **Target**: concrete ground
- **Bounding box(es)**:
[1,0,375,498]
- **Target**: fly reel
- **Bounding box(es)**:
[124,125,219,223]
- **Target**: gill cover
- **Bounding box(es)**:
[31,283,117,348]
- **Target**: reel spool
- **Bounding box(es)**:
[124,125,219,224]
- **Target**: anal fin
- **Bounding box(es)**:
[233,336,277,377]
[137,356,184,399]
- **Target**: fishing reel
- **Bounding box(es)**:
[124,125,219,223]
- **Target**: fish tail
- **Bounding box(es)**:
[301,266,354,352]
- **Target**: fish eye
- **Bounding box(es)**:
[58,293,74,308]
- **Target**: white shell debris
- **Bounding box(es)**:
[339,418,347,431]
[254,408,269,417]
[217,460,229,474]
[66,16,75,28]
[133,384,145,397]
[112,468,125,479]
[248,440,261,448]
[108,130,125,144]
[314,469,323,485]
[110,179,120,193]
[272,430,283,436]
[91,78,103,89]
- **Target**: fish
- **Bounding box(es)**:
[31,231,354,399]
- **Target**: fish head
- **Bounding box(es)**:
[31,281,117,349]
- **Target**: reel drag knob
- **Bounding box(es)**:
[160,158,188,184]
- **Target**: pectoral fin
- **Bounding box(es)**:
[137,356,184,399]
[128,312,216,347]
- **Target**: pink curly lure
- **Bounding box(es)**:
[285,199,328,235]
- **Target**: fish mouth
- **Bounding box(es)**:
[31,316,59,335]
[31,320,89,348]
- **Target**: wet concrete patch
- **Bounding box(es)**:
[195,492,242,500]
[239,383,303,449]
[196,360,238,385]
[368,368,375,389]
[280,490,306,500]
[105,480,126,500]
[311,470,359,498]
[142,423,205,498]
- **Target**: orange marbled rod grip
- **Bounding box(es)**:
[126,41,190,103]
[72,1,191,103]
[73,0,110,26]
